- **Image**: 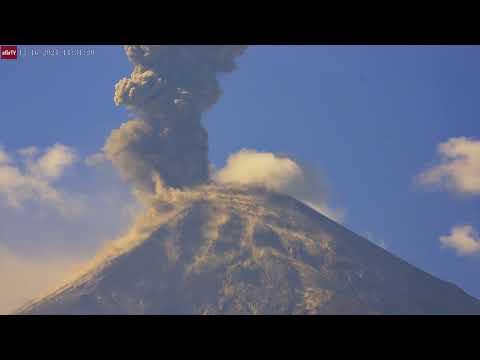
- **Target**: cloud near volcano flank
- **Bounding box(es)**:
[103,45,248,197]
[214,149,345,223]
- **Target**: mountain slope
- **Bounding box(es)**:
[17,187,480,315]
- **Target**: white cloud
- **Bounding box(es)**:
[28,143,77,180]
[419,138,480,255]
[0,144,80,215]
[440,225,480,256]
[214,149,345,223]
[419,137,480,194]
[0,165,66,208]
[215,150,304,191]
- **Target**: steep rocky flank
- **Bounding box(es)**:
[17,187,480,315]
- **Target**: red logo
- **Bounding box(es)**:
[1,46,17,60]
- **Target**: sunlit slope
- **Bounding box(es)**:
[17,187,480,315]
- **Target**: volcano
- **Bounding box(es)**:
[16,186,480,315]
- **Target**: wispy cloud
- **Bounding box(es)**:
[363,231,388,250]
[0,244,86,314]
[85,152,106,167]
[302,201,345,224]
[0,144,80,215]
[28,143,77,180]
[17,146,38,158]
[0,144,142,313]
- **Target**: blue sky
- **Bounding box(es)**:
[1,45,479,299]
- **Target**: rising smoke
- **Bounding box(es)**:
[104,45,248,197]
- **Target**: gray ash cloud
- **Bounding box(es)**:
[104,45,247,195]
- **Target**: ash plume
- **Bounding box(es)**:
[105,45,248,196]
